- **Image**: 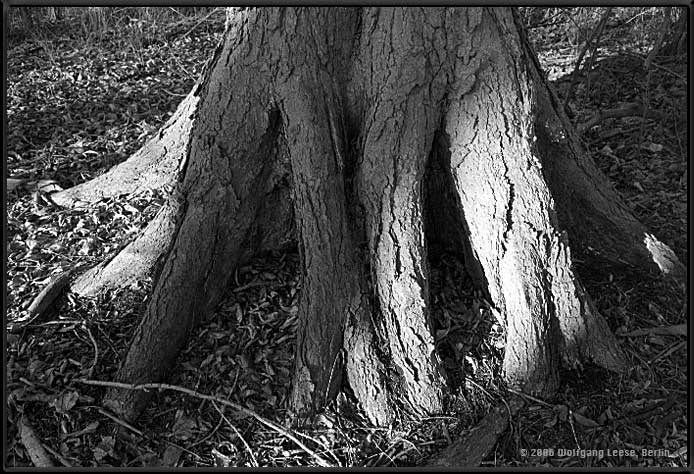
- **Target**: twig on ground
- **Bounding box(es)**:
[27,319,84,327]
[18,416,55,467]
[651,340,685,362]
[577,102,663,134]
[211,401,259,467]
[648,61,685,80]
[568,410,581,450]
[19,377,37,387]
[83,323,100,377]
[96,407,144,437]
[162,88,189,97]
[8,271,73,332]
[619,324,686,338]
[620,50,685,80]
[78,379,334,467]
[188,416,225,449]
[232,280,275,292]
[506,387,553,408]
[465,378,494,401]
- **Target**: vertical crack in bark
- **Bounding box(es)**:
[444,9,563,397]
[348,8,452,421]
[501,155,515,249]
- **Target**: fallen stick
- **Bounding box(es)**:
[577,103,663,134]
[77,379,333,467]
[18,416,55,467]
[426,396,524,467]
[8,271,73,333]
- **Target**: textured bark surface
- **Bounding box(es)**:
[276,14,366,416]
[57,7,678,429]
[104,19,283,418]
[350,8,453,421]
[443,10,625,395]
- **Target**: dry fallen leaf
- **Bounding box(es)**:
[573,411,600,428]
[49,390,79,415]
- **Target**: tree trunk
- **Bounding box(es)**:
[56,7,683,427]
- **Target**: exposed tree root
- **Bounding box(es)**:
[547,236,627,371]
[577,102,663,134]
[351,8,457,420]
[445,15,559,395]
[70,197,182,297]
[102,22,284,421]
[51,90,199,207]
[529,50,685,281]
[343,308,395,426]
[280,84,368,419]
[443,10,627,396]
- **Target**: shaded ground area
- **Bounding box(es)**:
[6,8,687,467]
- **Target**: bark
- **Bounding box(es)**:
[276,17,367,418]
[442,9,624,396]
[103,18,285,418]
[52,7,680,429]
[351,8,450,421]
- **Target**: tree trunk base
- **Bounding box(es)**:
[42,7,679,431]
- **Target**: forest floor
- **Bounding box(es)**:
[5,9,688,468]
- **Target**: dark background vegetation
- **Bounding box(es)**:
[5,6,688,468]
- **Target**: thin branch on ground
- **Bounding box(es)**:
[77,378,334,467]
[96,407,144,437]
[41,442,73,467]
[83,323,100,377]
[210,401,259,467]
[18,416,55,467]
[577,102,663,134]
[506,387,553,408]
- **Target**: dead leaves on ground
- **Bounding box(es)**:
[7,11,224,190]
